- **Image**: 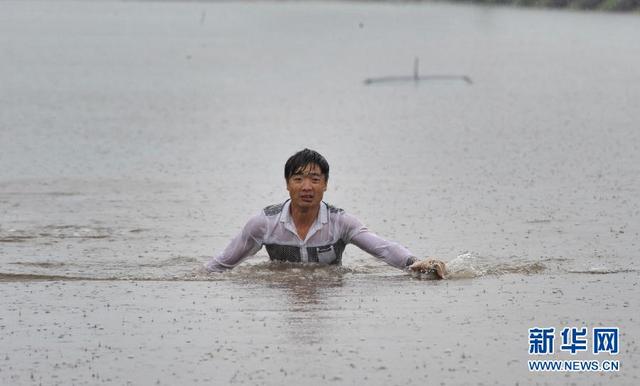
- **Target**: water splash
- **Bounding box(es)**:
[444,252,547,279]
[444,253,487,279]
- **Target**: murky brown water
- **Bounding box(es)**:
[1,0,639,384]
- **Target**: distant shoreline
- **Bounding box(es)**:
[449,0,639,11]
[362,0,640,11]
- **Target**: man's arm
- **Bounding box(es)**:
[341,213,446,278]
[203,213,266,272]
[340,212,415,268]
[349,230,415,269]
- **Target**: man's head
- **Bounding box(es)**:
[284,149,329,210]
[284,148,329,182]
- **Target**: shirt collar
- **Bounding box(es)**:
[320,201,328,224]
[280,200,291,224]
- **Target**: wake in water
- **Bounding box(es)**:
[1,252,636,282]
[441,252,637,278]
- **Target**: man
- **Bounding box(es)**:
[203,149,446,278]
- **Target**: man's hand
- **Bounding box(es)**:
[409,258,447,279]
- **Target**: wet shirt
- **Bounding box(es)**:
[204,200,415,272]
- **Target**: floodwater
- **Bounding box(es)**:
[1,0,639,384]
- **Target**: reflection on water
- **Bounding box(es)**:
[230,262,347,295]
[228,262,349,344]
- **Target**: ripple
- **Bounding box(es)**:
[0,225,113,242]
[9,261,66,268]
[0,235,36,243]
[568,267,637,275]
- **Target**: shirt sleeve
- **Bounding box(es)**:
[340,212,415,269]
[204,212,267,272]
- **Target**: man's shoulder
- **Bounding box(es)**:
[323,202,363,232]
[263,202,286,217]
[324,202,345,214]
[261,201,347,217]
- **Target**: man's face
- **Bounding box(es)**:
[286,163,327,210]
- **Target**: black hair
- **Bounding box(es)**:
[284,148,330,182]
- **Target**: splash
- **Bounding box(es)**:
[443,252,547,279]
[444,253,487,279]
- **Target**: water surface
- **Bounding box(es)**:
[1,1,639,384]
